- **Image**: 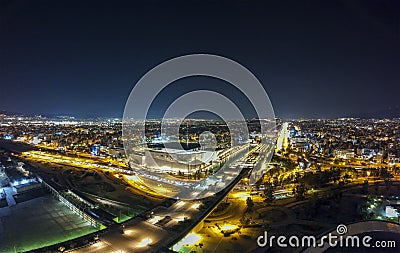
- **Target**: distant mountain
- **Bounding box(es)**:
[2,108,400,121]
[0,110,63,119]
[0,110,119,120]
[0,110,25,116]
[348,106,400,119]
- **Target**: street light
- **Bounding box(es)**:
[137,238,152,247]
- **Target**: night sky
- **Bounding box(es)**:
[1,0,399,119]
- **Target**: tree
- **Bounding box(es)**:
[263,182,275,205]
[362,180,369,194]
[294,181,306,200]
[240,215,251,226]
[285,145,293,154]
[374,181,380,194]
[246,197,254,212]
[343,173,351,183]
[384,177,392,196]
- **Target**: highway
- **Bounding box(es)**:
[276,122,289,151]
[20,144,253,200]
[72,169,249,253]
[17,140,273,252]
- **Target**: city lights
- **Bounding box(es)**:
[221,224,237,231]
[172,233,202,252]
[2,1,400,252]
[137,238,152,247]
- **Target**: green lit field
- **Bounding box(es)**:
[0,195,98,253]
[113,212,135,223]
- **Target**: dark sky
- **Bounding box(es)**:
[1,0,399,119]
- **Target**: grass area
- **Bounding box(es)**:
[113,213,135,223]
[0,195,98,253]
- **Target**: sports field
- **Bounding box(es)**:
[0,195,98,253]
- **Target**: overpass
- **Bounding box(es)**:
[39,176,115,229]
[71,167,251,253]
[166,167,251,250]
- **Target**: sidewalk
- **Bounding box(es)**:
[4,187,16,206]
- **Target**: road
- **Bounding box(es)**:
[72,170,249,253]
[15,140,271,252]
[276,122,289,151]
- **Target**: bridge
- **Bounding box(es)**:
[39,176,115,229]
[70,168,250,253]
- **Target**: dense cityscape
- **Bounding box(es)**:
[0,113,399,252]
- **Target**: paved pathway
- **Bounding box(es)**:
[4,187,16,206]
